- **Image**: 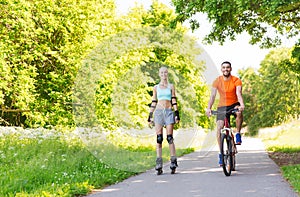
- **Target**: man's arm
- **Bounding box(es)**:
[236,86,245,111]
[206,87,217,117]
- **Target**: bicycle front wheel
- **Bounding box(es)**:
[221,133,233,176]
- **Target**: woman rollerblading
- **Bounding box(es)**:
[147,67,180,175]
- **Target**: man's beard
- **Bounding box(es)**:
[223,73,231,77]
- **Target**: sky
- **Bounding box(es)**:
[115,0,295,76]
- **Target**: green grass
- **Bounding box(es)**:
[282,165,300,194]
[267,146,300,153]
[0,132,132,196]
[0,127,194,196]
[259,120,300,194]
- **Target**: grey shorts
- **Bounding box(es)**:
[217,102,240,126]
[154,109,175,126]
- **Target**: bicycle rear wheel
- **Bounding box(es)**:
[232,142,237,171]
[221,133,233,176]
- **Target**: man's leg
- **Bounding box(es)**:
[216,120,225,149]
[217,120,224,166]
[236,112,243,132]
[235,112,243,144]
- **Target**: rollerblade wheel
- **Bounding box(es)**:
[171,168,176,174]
[157,169,163,175]
[155,157,163,175]
[170,156,177,174]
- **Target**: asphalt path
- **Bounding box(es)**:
[88,137,299,197]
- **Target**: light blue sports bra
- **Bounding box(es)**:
[156,84,172,101]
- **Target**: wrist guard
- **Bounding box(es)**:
[174,110,180,121]
[148,112,153,122]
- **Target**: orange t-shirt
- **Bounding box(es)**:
[213,76,242,107]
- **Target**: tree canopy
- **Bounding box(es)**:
[171,0,300,48]
[0,0,116,127]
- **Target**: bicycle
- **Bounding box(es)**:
[211,108,240,176]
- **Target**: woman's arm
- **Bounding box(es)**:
[148,86,157,123]
[171,84,180,122]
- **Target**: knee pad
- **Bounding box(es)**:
[167,134,174,144]
[157,134,163,144]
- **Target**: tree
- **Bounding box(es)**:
[0,0,117,127]
[237,67,260,130]
[289,41,300,81]
[239,47,299,135]
[171,0,300,48]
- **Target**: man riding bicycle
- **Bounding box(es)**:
[206,61,245,166]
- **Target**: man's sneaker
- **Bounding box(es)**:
[218,153,223,166]
[236,133,242,145]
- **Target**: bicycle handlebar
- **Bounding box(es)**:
[211,108,239,115]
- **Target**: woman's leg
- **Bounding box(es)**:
[166,124,178,173]
[155,124,164,157]
[155,124,164,174]
[166,124,176,156]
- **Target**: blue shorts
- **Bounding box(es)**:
[154,109,175,126]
